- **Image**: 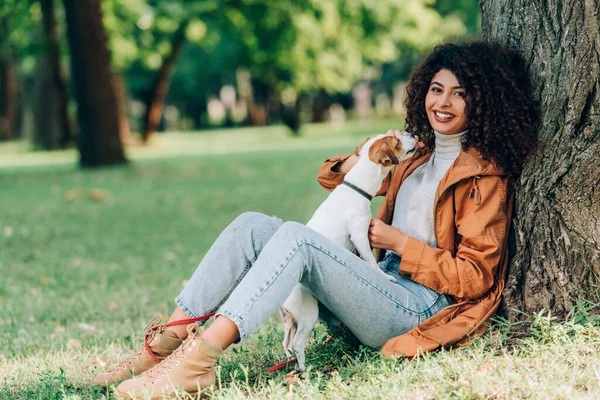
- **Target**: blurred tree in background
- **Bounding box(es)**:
[0,0,34,142]
[63,0,126,166]
[0,0,479,166]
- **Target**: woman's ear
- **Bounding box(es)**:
[354,137,371,156]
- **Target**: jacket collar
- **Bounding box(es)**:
[437,148,505,194]
[400,146,506,206]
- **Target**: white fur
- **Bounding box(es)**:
[279,132,416,371]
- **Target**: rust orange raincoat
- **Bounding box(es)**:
[317,147,513,357]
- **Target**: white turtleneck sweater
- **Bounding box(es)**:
[390,130,466,250]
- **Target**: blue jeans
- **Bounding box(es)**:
[176,212,453,348]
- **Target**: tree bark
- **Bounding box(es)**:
[62,0,126,167]
[33,55,63,149]
[112,74,137,146]
[0,12,19,141]
[142,20,189,143]
[39,0,72,148]
[248,78,271,126]
[311,89,329,123]
[0,56,19,141]
[481,0,600,319]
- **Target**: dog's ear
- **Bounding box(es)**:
[379,150,400,166]
[353,137,371,156]
[369,136,402,166]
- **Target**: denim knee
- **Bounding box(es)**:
[276,221,308,237]
[232,211,272,227]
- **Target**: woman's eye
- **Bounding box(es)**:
[431,87,442,93]
[455,92,466,98]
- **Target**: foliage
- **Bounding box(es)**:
[0,0,39,69]
[103,0,472,125]
[3,1,480,134]
[434,0,480,37]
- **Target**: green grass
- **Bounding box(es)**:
[1,120,599,399]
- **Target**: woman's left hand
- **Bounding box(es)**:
[369,219,409,254]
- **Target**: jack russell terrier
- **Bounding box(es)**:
[280,132,417,372]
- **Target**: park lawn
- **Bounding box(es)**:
[1,120,599,399]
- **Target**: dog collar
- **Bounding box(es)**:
[342,181,373,201]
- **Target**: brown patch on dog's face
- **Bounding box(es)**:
[353,137,371,156]
[368,136,403,167]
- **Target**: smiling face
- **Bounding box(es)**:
[425,69,468,135]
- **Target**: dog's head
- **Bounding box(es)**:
[353,133,417,167]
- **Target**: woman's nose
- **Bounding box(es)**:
[436,94,452,107]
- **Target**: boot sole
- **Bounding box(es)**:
[116,389,207,399]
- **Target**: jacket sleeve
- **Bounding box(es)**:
[317,153,391,196]
[398,176,510,300]
[316,154,352,192]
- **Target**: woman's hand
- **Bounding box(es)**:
[385,130,425,150]
[368,218,409,254]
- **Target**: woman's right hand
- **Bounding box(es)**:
[333,131,422,174]
[386,130,425,149]
[332,154,358,173]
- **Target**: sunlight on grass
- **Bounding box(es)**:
[0,119,403,169]
[1,121,599,399]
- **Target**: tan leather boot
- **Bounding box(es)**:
[115,324,223,399]
[93,315,183,386]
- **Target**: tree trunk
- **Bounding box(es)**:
[39,0,72,148]
[142,20,189,143]
[311,89,329,123]
[481,0,600,320]
[113,74,136,146]
[62,0,126,167]
[248,79,271,126]
[33,56,64,149]
[281,98,301,136]
[0,56,19,141]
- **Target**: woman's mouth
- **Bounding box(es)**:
[433,111,455,122]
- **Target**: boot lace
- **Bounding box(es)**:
[104,315,163,375]
[143,314,215,364]
[141,324,201,384]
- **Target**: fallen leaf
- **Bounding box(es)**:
[40,277,53,285]
[72,258,82,267]
[88,188,109,201]
[478,362,494,373]
[51,325,65,337]
[107,301,118,312]
[284,370,300,385]
[3,226,13,238]
[181,279,189,288]
[91,355,108,368]
[11,386,18,399]
[77,323,96,332]
[165,251,177,261]
[65,188,83,201]
[67,339,81,348]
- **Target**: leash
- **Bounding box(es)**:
[267,322,344,373]
[144,312,216,364]
[145,312,344,373]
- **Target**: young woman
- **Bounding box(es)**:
[93,40,537,398]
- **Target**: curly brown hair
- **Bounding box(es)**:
[404,40,539,179]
